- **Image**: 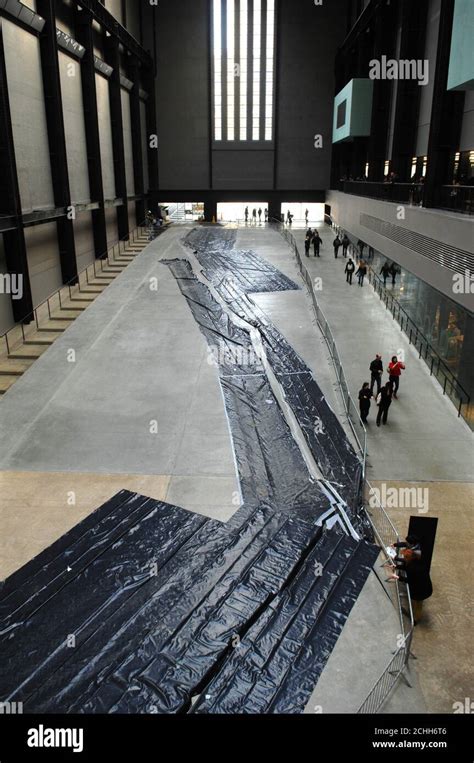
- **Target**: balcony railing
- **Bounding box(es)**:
[337,180,474,215]
[438,185,474,215]
[338,180,424,205]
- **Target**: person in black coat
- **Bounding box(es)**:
[333,236,342,258]
[376,382,393,426]
[358,382,371,424]
[304,235,311,257]
[345,258,355,284]
[370,354,383,395]
[390,262,399,286]
[380,262,391,286]
[391,535,433,623]
[342,234,350,257]
[312,232,322,257]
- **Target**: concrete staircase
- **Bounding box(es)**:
[0,233,150,397]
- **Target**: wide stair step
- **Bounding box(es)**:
[0,359,32,376]
[0,375,22,394]
[9,345,48,360]
[23,330,58,347]
[37,320,71,333]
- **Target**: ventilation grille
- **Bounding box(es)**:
[360,214,474,274]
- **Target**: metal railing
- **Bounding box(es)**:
[272,220,415,713]
[0,224,149,360]
[438,185,474,215]
[338,180,425,206]
[336,180,474,215]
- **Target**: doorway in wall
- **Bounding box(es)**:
[217,202,269,224]
[161,203,205,222]
[280,203,325,226]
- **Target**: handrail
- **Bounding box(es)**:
[272,220,415,713]
[1,223,148,358]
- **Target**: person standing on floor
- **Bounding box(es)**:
[252,208,257,223]
[376,382,393,426]
[312,232,322,257]
[369,354,383,396]
[358,382,372,424]
[390,262,399,286]
[304,234,311,257]
[345,258,355,284]
[245,206,249,223]
[357,239,366,258]
[264,208,268,222]
[390,535,433,624]
[356,258,367,286]
[333,235,342,258]
[258,207,262,222]
[305,209,309,225]
[380,262,391,286]
[342,234,350,257]
[388,356,406,399]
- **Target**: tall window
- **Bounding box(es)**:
[213,0,222,141]
[213,0,276,143]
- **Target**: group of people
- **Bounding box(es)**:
[245,207,268,224]
[380,260,400,287]
[358,353,406,427]
[304,228,323,257]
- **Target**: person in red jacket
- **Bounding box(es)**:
[388,356,406,399]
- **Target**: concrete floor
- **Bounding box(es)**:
[0,222,470,714]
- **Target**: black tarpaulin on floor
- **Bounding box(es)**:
[0,491,378,714]
[192,530,379,714]
[185,228,300,294]
[0,229,378,714]
[166,239,362,519]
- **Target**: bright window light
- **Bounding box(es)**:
[253,0,261,140]
[265,0,275,141]
[240,0,248,140]
[213,0,222,140]
[212,0,275,143]
[227,0,235,141]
